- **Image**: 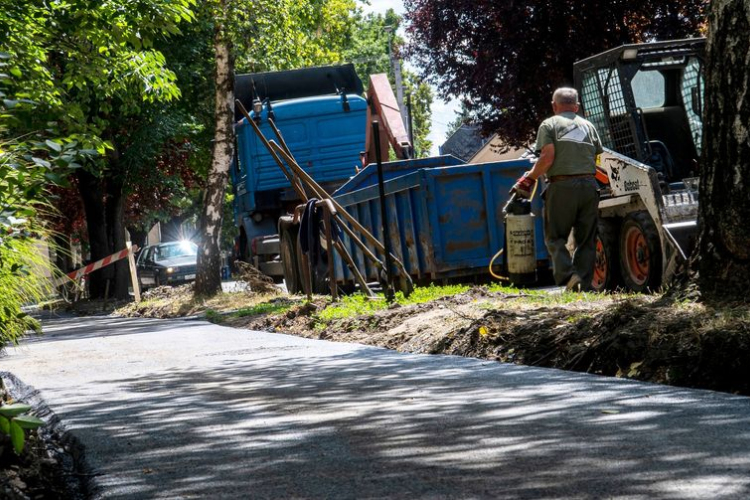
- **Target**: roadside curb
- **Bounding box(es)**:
[1,371,98,499]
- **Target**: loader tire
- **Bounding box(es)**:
[592,218,620,292]
[619,211,662,293]
[279,217,302,295]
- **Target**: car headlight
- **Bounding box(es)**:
[167,267,176,274]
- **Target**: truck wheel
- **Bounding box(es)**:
[619,211,662,292]
[592,218,620,292]
[280,223,302,294]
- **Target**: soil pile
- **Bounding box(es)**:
[235,261,278,294]
[232,288,750,396]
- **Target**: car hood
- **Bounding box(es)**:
[154,256,196,268]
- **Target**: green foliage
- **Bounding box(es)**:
[2,0,195,143]
[315,283,471,324]
[342,9,433,156]
[0,233,54,347]
[445,102,472,139]
[235,301,293,318]
[403,70,433,156]
[230,0,357,72]
[0,403,44,455]
[1,71,62,347]
[204,309,224,323]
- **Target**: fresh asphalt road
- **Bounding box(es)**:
[2,314,750,499]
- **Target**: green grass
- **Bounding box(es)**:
[205,309,224,323]
[205,301,295,324]
[234,301,294,318]
[315,283,474,324]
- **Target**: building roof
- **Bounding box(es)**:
[439,125,488,162]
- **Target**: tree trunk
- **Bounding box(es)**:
[106,173,130,299]
[697,0,750,300]
[76,169,112,299]
[195,7,234,297]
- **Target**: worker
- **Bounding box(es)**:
[512,87,603,291]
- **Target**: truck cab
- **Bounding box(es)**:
[232,65,366,278]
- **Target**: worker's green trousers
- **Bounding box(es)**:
[543,177,599,289]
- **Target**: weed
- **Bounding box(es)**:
[234,301,293,318]
[315,283,474,325]
[565,313,592,324]
[0,403,44,454]
[205,309,224,324]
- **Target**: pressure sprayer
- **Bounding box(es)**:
[489,179,539,285]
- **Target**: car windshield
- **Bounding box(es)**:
[154,241,197,261]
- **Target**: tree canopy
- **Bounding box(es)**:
[404,0,707,145]
[343,9,433,156]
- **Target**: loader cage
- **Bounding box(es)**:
[574,38,705,183]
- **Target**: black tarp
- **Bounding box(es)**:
[234,64,364,120]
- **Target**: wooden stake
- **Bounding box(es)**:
[127,241,141,303]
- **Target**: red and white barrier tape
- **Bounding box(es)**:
[55,244,138,285]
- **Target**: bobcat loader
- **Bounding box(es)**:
[574,38,704,292]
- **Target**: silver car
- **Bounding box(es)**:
[136,241,198,289]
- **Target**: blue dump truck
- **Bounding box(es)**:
[231,64,551,291]
[231,65,368,279]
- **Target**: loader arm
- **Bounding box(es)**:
[364,73,412,165]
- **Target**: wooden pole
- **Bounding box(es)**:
[127,241,141,303]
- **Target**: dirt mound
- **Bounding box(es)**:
[235,261,277,294]
[235,288,750,395]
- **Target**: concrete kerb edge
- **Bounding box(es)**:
[1,371,99,499]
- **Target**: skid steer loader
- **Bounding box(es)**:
[574,38,704,292]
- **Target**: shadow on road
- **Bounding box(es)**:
[50,344,750,499]
[24,312,206,343]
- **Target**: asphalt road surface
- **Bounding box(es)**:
[3,313,750,499]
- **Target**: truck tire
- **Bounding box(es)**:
[619,211,662,292]
[592,218,620,292]
[279,223,302,294]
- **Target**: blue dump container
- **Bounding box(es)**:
[331,155,549,285]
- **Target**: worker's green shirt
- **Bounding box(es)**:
[535,112,603,177]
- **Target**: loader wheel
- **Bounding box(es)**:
[592,218,620,292]
[619,211,662,293]
[279,218,302,295]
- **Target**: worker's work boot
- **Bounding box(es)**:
[566,273,583,292]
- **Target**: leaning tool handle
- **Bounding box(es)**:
[268,141,414,296]
[236,100,377,297]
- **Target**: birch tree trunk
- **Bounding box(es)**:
[697,0,750,299]
[194,2,234,296]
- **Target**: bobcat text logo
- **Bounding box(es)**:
[624,180,641,192]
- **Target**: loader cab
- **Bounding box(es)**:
[574,38,705,184]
